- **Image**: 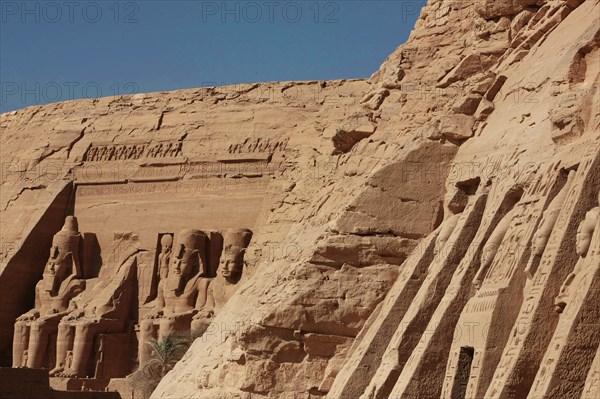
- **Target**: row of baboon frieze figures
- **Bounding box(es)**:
[12,216,252,379]
[86,141,183,162]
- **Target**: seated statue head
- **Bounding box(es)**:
[576,207,599,257]
[219,229,253,283]
[166,229,206,293]
[42,216,82,294]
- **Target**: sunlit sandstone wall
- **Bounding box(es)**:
[0,79,370,365]
[1,0,599,398]
[153,0,600,398]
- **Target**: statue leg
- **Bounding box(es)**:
[139,319,157,366]
[158,318,177,341]
[50,323,73,375]
[12,321,29,367]
[555,272,576,312]
[173,314,193,337]
[26,320,49,369]
[68,323,96,378]
[191,318,209,337]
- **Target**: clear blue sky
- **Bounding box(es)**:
[0,1,426,113]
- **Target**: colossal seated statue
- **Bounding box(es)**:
[555,193,600,313]
[139,229,208,365]
[192,228,252,331]
[12,216,85,369]
[49,242,139,378]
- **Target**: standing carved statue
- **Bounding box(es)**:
[554,195,599,313]
[96,147,107,161]
[106,146,116,161]
[172,142,183,157]
[161,143,173,157]
[49,248,139,378]
[155,144,164,158]
[86,147,98,162]
[158,234,173,281]
[434,214,460,257]
[434,184,470,257]
[525,171,575,280]
[125,145,136,160]
[12,216,85,369]
[134,145,145,159]
[139,229,208,365]
[192,229,253,332]
[115,146,126,161]
[473,207,516,289]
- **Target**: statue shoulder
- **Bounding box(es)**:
[60,276,86,295]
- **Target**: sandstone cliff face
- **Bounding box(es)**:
[152,0,600,398]
[1,0,599,398]
[0,79,370,367]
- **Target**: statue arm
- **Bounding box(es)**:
[61,278,86,301]
[60,288,88,321]
[559,271,576,295]
[144,282,166,319]
[34,281,42,309]
[99,264,137,319]
[156,282,166,308]
[194,279,214,319]
[98,291,124,319]
[16,285,42,321]
[89,260,137,320]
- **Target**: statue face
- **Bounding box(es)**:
[532,230,548,256]
[170,244,197,276]
[42,243,72,293]
[219,229,252,282]
[481,243,499,270]
[575,221,592,257]
[166,241,200,293]
[219,251,237,278]
[481,249,493,269]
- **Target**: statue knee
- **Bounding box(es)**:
[75,324,91,337]
[30,321,44,333]
[58,322,69,333]
[14,321,28,332]
[158,319,176,338]
[140,320,156,338]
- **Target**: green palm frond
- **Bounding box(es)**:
[142,334,191,378]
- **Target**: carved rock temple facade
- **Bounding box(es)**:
[1,0,600,398]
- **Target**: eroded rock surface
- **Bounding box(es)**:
[1,0,599,398]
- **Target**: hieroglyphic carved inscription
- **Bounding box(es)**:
[76,178,268,197]
[528,190,600,398]
[442,166,563,399]
[73,159,279,184]
[484,163,562,288]
[485,145,600,399]
[582,347,600,399]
